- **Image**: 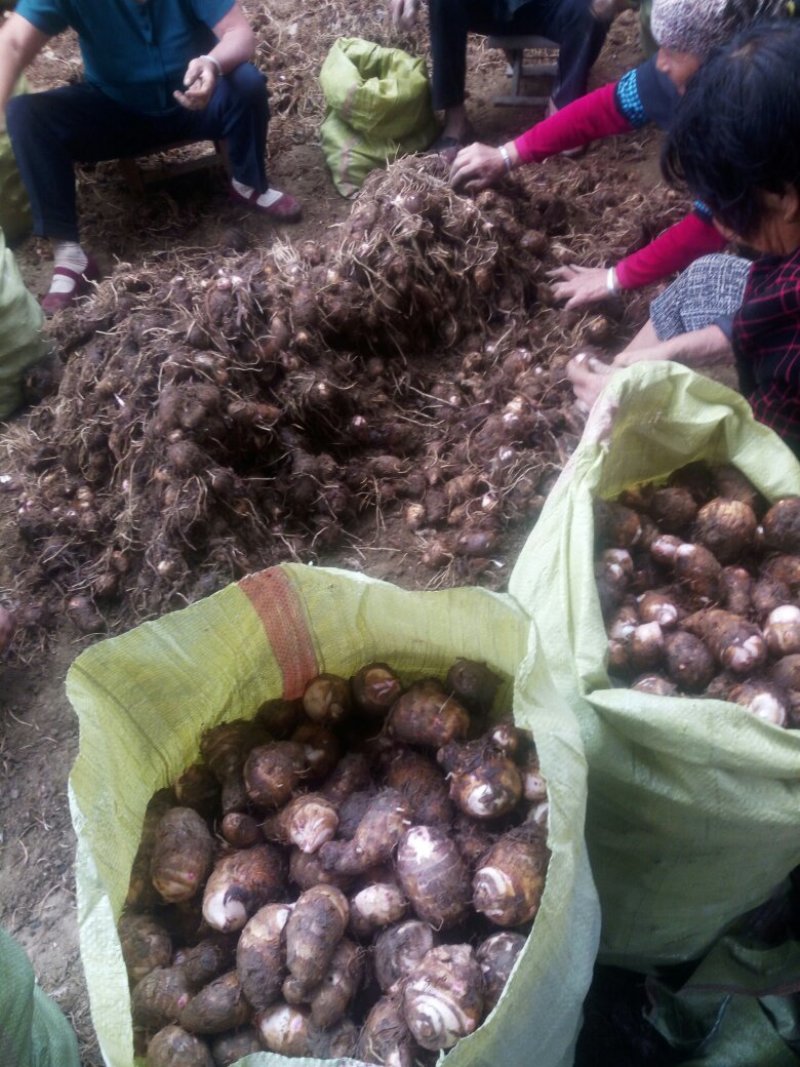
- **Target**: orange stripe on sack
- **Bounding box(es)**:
[239,568,319,699]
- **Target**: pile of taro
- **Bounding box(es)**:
[3,155,681,637]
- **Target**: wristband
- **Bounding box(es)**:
[199,54,222,76]
[606,266,618,293]
[498,144,513,174]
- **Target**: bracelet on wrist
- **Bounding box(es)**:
[498,144,513,174]
[199,54,222,77]
[606,266,618,293]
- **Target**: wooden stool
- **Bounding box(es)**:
[486,35,559,107]
[117,139,230,194]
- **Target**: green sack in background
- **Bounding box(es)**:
[67,563,600,1067]
[0,227,46,420]
[509,361,800,971]
[0,927,81,1067]
[1,77,33,246]
[320,37,438,196]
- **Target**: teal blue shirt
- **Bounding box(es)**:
[16,0,234,114]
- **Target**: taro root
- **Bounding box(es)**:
[254,697,302,738]
[219,812,262,849]
[593,499,641,549]
[327,787,376,841]
[445,657,502,715]
[637,589,681,630]
[761,497,800,554]
[396,825,471,929]
[242,741,306,808]
[437,737,522,820]
[291,722,341,781]
[383,748,454,826]
[769,655,800,720]
[302,672,352,725]
[386,679,470,748]
[236,902,293,1011]
[752,575,792,621]
[150,807,215,904]
[202,844,287,932]
[606,601,639,672]
[209,1027,262,1066]
[174,937,235,991]
[284,884,350,991]
[402,944,484,1051]
[288,847,354,892]
[477,931,527,1012]
[674,543,723,603]
[631,674,678,696]
[682,609,768,676]
[727,681,789,728]
[520,749,548,803]
[713,464,761,509]
[118,913,173,985]
[358,991,415,1067]
[308,1018,359,1058]
[319,789,412,875]
[373,920,436,993]
[178,971,250,1035]
[762,554,800,591]
[200,719,263,784]
[351,662,403,718]
[349,880,408,939]
[473,826,548,927]
[663,631,715,693]
[628,621,665,673]
[487,720,532,760]
[173,763,220,818]
[255,1003,312,1057]
[308,938,364,1027]
[319,752,371,803]
[145,1024,213,1067]
[262,793,339,853]
[451,811,496,870]
[647,486,698,533]
[693,498,758,563]
[721,566,753,616]
[764,605,800,657]
[132,966,193,1030]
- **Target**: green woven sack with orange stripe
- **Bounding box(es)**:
[67,564,599,1067]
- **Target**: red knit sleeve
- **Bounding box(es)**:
[615,212,727,290]
[513,83,632,164]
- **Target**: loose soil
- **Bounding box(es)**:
[0,6,736,1065]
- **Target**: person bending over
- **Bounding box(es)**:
[450,0,794,309]
[389,0,629,157]
[568,19,800,458]
[0,0,301,314]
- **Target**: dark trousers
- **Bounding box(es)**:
[6,62,269,242]
[429,0,609,111]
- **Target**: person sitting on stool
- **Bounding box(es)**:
[0,0,302,314]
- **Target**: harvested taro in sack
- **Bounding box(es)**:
[67,563,599,1067]
[510,360,800,971]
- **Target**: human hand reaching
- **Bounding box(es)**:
[549,263,615,309]
[449,143,505,191]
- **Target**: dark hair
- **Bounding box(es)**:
[662,18,800,240]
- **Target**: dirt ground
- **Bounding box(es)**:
[0,6,723,1065]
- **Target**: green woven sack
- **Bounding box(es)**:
[0,228,46,420]
[0,927,81,1067]
[67,564,599,1067]
[320,37,438,196]
[1,78,33,246]
[509,361,800,970]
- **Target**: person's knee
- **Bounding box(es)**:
[227,62,267,105]
[5,94,33,143]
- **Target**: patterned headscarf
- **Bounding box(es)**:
[651,0,795,58]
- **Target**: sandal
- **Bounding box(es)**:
[228,185,302,222]
[41,257,100,315]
